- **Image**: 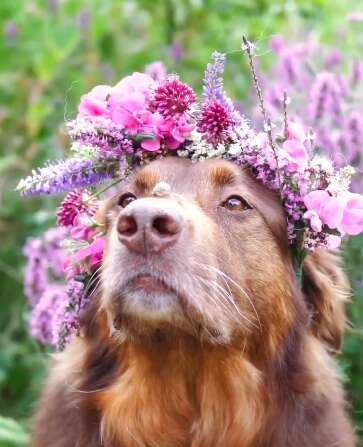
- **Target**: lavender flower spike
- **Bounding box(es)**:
[203,51,242,126]
[16,158,118,196]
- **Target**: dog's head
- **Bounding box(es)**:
[98,157,348,352]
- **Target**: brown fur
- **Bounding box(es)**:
[30,158,356,446]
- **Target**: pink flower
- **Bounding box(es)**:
[70,215,96,241]
[286,121,306,142]
[145,61,167,82]
[326,235,342,249]
[78,85,112,118]
[112,72,154,97]
[159,118,194,150]
[303,210,322,232]
[73,237,106,268]
[282,139,309,171]
[303,190,345,230]
[109,73,154,132]
[340,193,363,235]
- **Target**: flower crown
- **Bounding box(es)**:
[18,38,363,349]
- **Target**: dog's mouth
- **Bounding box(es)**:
[128,273,173,295]
[112,269,183,323]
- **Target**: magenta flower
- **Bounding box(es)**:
[70,214,96,241]
[340,193,363,235]
[78,85,112,118]
[149,79,197,120]
[73,236,106,268]
[303,190,345,230]
[109,72,154,133]
[197,100,232,145]
[57,190,97,227]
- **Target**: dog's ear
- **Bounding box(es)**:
[302,251,350,352]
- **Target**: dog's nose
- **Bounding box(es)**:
[117,198,183,255]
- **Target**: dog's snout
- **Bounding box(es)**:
[117,198,183,255]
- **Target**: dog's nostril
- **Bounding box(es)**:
[152,215,180,236]
[117,215,137,236]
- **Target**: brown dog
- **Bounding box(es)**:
[30,157,356,446]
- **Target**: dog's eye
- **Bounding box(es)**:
[221,195,251,212]
[118,193,137,208]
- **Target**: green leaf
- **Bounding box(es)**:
[0,417,29,446]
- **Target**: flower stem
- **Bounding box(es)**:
[86,177,123,201]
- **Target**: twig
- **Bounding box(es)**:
[242,36,281,190]
[283,91,289,141]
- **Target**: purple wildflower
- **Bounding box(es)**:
[168,42,184,62]
[78,8,91,34]
[23,227,68,305]
[202,52,242,126]
[56,280,88,350]
[23,239,49,306]
[30,285,68,345]
[16,158,117,196]
[149,79,196,120]
[350,58,363,86]
[4,21,17,42]
[324,50,343,69]
[67,117,133,158]
[309,72,343,122]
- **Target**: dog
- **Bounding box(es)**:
[30,157,356,446]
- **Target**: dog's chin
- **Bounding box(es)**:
[110,274,184,329]
[121,289,180,322]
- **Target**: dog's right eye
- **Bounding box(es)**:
[118,193,137,208]
[221,195,251,212]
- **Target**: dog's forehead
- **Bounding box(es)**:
[133,157,247,193]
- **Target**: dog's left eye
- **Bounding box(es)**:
[221,195,251,212]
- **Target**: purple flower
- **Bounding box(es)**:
[203,52,242,126]
[324,50,343,69]
[168,42,184,62]
[4,21,17,42]
[68,117,133,158]
[23,227,68,305]
[78,8,91,34]
[55,280,88,350]
[16,158,117,196]
[30,285,68,345]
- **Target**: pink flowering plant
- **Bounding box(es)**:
[19,37,363,349]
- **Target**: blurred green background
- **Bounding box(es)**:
[0,0,362,445]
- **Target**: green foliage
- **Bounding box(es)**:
[0,417,29,447]
[0,0,362,444]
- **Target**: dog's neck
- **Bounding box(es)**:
[77,297,311,446]
[90,337,265,446]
